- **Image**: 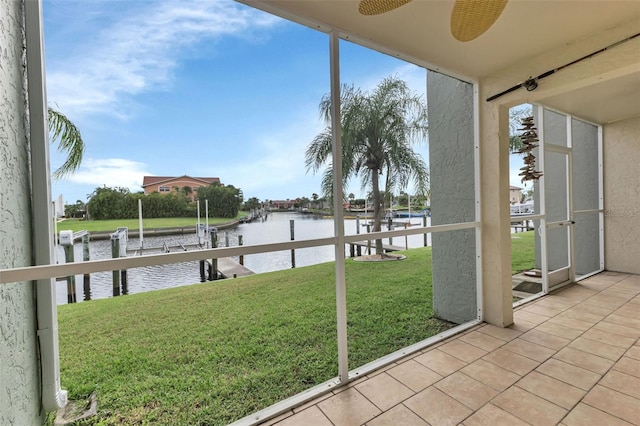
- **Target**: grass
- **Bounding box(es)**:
[57,247,447,425]
[511,230,536,274]
[56,214,245,233]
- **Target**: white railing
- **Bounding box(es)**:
[0,221,477,285]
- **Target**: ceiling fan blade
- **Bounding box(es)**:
[358,0,412,16]
[451,0,508,42]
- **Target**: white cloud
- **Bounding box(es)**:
[67,158,151,192]
[210,112,325,199]
[46,0,281,118]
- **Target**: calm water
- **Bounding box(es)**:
[55,212,431,305]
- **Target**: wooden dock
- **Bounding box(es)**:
[349,241,405,256]
[216,258,254,278]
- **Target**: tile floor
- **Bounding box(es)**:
[263,272,640,426]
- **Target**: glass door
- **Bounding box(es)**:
[538,108,574,292]
[542,148,573,290]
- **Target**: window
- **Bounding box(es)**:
[159,186,170,192]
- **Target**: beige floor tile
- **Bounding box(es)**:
[458,331,505,352]
[553,346,615,375]
[414,349,467,377]
[613,356,640,379]
[292,393,333,413]
[547,315,594,332]
[519,329,571,350]
[503,338,557,362]
[275,406,332,426]
[597,290,634,301]
[582,328,636,349]
[515,370,586,410]
[492,386,567,426]
[583,385,640,424]
[434,371,498,410]
[460,359,520,392]
[580,280,615,292]
[536,358,601,391]
[535,322,584,340]
[558,309,602,324]
[614,306,640,320]
[366,404,428,426]
[476,324,523,342]
[521,304,564,318]
[625,345,640,360]
[604,314,640,330]
[511,320,537,332]
[438,340,488,363]
[483,347,539,375]
[262,410,293,426]
[568,336,627,361]
[461,403,529,426]
[356,373,414,411]
[317,388,381,426]
[386,359,443,392]
[563,402,634,426]
[535,297,576,310]
[579,299,622,314]
[514,310,549,325]
[332,374,369,394]
[600,370,640,399]
[555,286,596,301]
[366,362,398,379]
[593,321,640,339]
[404,386,472,426]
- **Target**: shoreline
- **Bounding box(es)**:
[84,220,240,241]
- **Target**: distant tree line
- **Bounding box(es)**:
[86,183,242,220]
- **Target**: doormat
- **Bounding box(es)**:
[513,281,542,294]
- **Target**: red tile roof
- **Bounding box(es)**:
[142,175,220,188]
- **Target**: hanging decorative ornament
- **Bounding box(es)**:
[517,116,543,182]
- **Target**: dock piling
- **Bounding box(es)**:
[211,228,218,281]
[290,219,295,268]
[63,244,77,303]
[82,234,91,301]
[423,215,428,247]
[111,237,121,296]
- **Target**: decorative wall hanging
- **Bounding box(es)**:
[517,116,543,182]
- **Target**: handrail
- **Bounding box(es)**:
[0,221,478,285]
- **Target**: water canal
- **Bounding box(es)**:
[55,212,432,305]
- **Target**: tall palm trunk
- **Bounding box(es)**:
[371,169,384,254]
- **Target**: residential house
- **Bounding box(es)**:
[1,1,639,425]
[509,185,522,204]
[141,175,220,200]
[269,199,298,210]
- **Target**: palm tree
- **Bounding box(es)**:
[48,107,84,179]
[306,77,429,255]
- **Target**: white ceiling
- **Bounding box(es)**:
[244,0,640,124]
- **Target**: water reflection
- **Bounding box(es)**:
[55,212,431,305]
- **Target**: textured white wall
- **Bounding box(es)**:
[428,72,477,324]
[604,116,640,274]
[0,0,43,424]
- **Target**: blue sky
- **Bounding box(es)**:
[44,0,525,205]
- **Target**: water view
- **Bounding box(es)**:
[55,212,432,305]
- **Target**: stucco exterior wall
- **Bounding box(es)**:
[0,0,43,424]
[603,116,640,274]
[427,71,477,324]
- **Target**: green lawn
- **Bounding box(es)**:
[57,247,446,425]
[55,233,535,425]
[56,215,245,233]
[511,230,536,274]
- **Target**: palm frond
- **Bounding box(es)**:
[48,107,85,179]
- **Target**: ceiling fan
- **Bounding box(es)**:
[358,0,508,42]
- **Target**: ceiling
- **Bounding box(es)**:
[243,0,640,124]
